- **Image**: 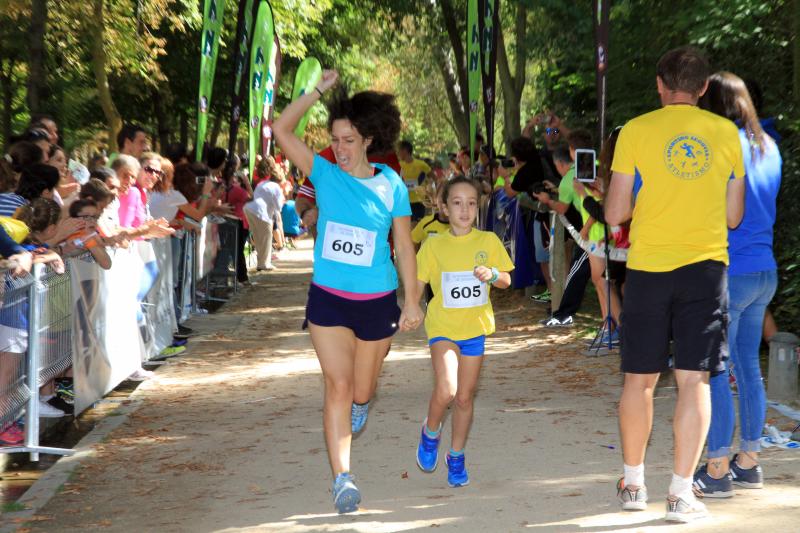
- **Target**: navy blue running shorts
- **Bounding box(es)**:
[304,283,401,341]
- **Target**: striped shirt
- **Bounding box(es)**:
[0,193,26,217]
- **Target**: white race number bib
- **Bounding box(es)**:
[321,221,377,267]
[441,271,488,309]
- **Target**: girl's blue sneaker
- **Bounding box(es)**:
[445,452,469,487]
[416,422,441,472]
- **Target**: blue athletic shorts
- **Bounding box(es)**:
[304,283,400,341]
[428,335,486,356]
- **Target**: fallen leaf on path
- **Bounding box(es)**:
[401,471,408,479]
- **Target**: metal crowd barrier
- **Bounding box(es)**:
[203,218,240,303]
[1,263,74,461]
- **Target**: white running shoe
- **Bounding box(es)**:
[38,397,65,418]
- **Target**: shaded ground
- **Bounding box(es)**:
[6,241,800,532]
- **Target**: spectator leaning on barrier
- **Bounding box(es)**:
[605,46,745,523]
[221,155,252,284]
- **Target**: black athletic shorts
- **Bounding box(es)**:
[620,260,728,375]
[304,283,401,341]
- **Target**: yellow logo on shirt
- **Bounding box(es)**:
[474,251,488,265]
[664,134,712,180]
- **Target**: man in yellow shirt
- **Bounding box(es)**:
[398,140,431,222]
[605,47,745,523]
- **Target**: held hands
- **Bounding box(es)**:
[316,70,339,95]
[398,301,424,332]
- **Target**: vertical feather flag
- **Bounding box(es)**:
[196,0,225,162]
[467,0,480,161]
[261,36,282,157]
[291,57,323,138]
[228,0,258,159]
[248,0,274,177]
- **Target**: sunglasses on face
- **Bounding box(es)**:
[545,128,560,135]
[144,166,165,178]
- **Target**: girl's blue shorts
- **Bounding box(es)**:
[428,335,486,356]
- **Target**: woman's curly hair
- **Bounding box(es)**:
[326,89,401,155]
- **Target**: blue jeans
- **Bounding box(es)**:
[707,270,777,458]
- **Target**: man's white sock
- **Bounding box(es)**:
[623,463,645,487]
[669,473,694,499]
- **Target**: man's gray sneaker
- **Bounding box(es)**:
[730,454,763,488]
[665,495,709,523]
[617,478,648,511]
[693,464,734,498]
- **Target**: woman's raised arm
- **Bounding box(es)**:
[273,70,339,177]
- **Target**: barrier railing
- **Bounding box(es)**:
[2,264,74,461]
[0,219,234,460]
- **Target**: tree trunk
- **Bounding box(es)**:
[0,58,14,150]
[180,110,189,148]
[795,0,800,110]
[87,0,122,152]
[439,0,470,120]
[433,44,469,147]
[153,87,172,151]
[209,112,224,148]
[27,0,48,114]
[497,2,528,152]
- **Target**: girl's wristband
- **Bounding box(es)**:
[488,267,499,284]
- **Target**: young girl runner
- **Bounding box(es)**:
[415,176,514,487]
[273,70,423,513]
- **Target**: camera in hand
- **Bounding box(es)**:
[501,158,515,169]
[531,182,547,195]
[195,175,208,185]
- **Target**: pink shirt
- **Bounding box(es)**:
[118,186,147,228]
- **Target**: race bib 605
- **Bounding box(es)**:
[441,271,488,309]
[321,221,377,267]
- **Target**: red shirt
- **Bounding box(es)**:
[295,147,401,205]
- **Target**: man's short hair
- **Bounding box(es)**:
[398,140,413,155]
[552,142,573,165]
[117,123,147,150]
[509,137,536,163]
[656,46,710,95]
[566,129,593,150]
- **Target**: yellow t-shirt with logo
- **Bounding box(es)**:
[417,229,514,341]
[611,105,745,272]
[400,159,431,204]
[411,214,450,244]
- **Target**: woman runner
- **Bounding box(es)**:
[414,176,514,487]
[273,69,423,514]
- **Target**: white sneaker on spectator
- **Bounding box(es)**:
[128,368,154,381]
[38,397,65,418]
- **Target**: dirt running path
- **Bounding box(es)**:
[13,240,800,532]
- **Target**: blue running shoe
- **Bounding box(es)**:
[692,464,733,498]
[351,401,369,434]
[445,452,469,487]
[730,454,763,489]
[416,422,441,472]
[332,472,361,514]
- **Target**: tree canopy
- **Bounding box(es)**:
[0,0,798,329]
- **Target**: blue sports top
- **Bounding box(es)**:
[728,130,782,276]
[311,154,411,293]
